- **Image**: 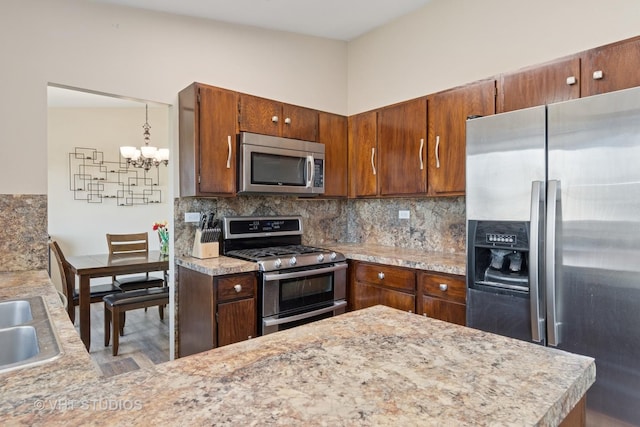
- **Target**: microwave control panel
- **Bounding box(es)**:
[313,159,324,188]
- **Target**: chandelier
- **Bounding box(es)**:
[120,104,169,170]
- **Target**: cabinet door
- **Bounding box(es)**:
[582,37,640,97]
[197,85,238,195]
[353,282,415,312]
[428,80,496,196]
[282,103,318,141]
[498,57,580,113]
[420,297,466,326]
[348,111,378,197]
[318,112,348,197]
[378,98,427,196]
[239,94,281,137]
[217,298,256,347]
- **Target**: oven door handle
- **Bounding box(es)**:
[263,262,347,282]
[263,300,347,327]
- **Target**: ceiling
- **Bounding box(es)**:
[93,0,433,41]
[50,1,432,107]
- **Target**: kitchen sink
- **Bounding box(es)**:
[0,300,33,328]
[0,296,61,374]
[0,326,39,365]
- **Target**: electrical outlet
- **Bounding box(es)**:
[398,210,410,219]
[184,212,200,223]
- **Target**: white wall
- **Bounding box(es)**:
[347,0,640,113]
[48,106,170,255]
[1,0,348,194]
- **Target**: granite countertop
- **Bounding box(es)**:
[0,271,101,403]
[176,244,465,277]
[3,287,594,426]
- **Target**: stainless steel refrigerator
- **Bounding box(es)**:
[465,86,640,425]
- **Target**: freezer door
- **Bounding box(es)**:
[547,86,640,424]
[466,106,546,222]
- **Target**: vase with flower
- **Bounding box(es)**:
[153,221,169,256]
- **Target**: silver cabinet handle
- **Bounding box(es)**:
[377,272,385,280]
[593,70,604,80]
[546,180,561,346]
[284,117,292,125]
[439,283,448,292]
[529,180,545,343]
[233,284,242,293]
[435,135,441,168]
[566,76,577,85]
[419,138,424,170]
[371,147,376,176]
[226,135,232,169]
[271,115,279,123]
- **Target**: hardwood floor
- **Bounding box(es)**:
[73,302,170,378]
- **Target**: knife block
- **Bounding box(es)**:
[192,230,219,259]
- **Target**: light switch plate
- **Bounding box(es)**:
[398,210,410,219]
[185,212,200,223]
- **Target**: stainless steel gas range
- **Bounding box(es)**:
[221,216,347,336]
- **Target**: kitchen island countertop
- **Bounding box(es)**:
[2,271,594,426]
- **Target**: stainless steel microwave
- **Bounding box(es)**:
[237,132,325,196]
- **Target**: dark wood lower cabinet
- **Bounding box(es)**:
[349,260,466,326]
[178,266,257,358]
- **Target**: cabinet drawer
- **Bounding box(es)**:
[216,274,255,302]
[418,272,465,304]
[355,262,415,292]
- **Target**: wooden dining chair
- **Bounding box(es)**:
[105,232,166,292]
[49,241,123,324]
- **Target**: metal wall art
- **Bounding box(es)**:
[69,147,164,206]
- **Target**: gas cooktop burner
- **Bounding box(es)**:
[227,245,327,261]
[221,216,346,271]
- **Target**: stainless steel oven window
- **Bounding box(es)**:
[251,152,306,186]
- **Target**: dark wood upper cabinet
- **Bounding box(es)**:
[239,94,318,142]
[581,37,640,97]
[318,112,348,198]
[179,83,238,197]
[348,111,378,198]
[498,57,581,113]
[427,80,496,196]
[378,97,428,196]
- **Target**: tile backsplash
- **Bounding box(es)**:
[174,196,465,256]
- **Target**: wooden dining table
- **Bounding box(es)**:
[65,250,169,351]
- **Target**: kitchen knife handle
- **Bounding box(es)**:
[546,180,561,346]
[419,138,424,170]
[435,135,441,168]
[226,135,232,169]
[371,147,376,176]
[529,180,545,343]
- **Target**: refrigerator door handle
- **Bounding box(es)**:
[529,180,545,342]
[546,179,561,346]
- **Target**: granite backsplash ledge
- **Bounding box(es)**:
[0,194,48,271]
[174,196,465,256]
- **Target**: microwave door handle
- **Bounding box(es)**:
[263,300,347,327]
[306,155,314,188]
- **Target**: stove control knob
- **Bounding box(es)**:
[274,258,282,268]
[289,256,297,266]
[330,252,337,260]
[317,254,325,263]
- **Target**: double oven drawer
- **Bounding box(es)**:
[261,262,348,335]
